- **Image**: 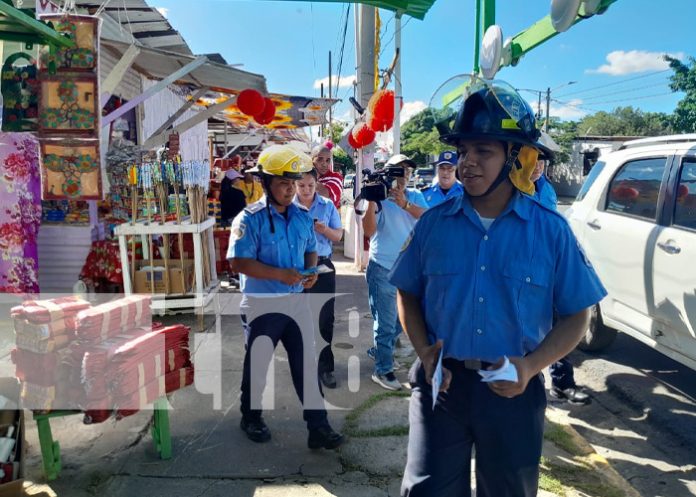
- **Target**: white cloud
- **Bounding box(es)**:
[550,99,588,120]
[155,7,169,17]
[586,50,685,76]
[313,74,357,90]
[400,100,427,125]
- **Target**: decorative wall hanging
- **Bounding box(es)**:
[0,133,41,294]
[38,15,99,73]
[1,53,40,132]
[39,76,98,135]
[40,139,102,200]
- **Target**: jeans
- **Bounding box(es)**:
[366,260,402,375]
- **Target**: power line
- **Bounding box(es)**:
[379,16,412,60]
[334,3,351,100]
[553,90,675,110]
[556,69,671,98]
[579,80,672,102]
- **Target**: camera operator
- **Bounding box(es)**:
[361,154,428,391]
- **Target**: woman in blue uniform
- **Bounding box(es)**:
[227,145,343,450]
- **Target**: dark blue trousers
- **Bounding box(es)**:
[240,312,328,430]
[402,359,546,497]
[549,357,576,390]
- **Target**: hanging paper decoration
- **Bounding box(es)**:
[40,139,102,200]
[347,130,360,149]
[237,89,265,116]
[39,77,98,134]
[351,123,376,148]
[367,89,400,133]
[38,15,100,72]
[1,52,39,132]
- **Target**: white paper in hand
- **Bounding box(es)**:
[317,264,334,274]
[478,356,518,383]
[432,347,443,410]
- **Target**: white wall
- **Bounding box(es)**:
[140,78,208,161]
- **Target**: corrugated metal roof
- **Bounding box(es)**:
[101,39,267,94]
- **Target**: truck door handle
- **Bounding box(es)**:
[587,220,601,230]
[657,241,681,254]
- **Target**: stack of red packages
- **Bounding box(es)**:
[82,324,193,420]
[75,295,151,343]
[11,296,91,410]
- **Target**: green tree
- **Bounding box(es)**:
[576,106,672,137]
[547,118,577,165]
[665,55,696,133]
[400,108,450,166]
[322,120,355,173]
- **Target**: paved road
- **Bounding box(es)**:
[555,334,696,497]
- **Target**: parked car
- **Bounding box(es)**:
[343,173,355,189]
[565,134,696,371]
[413,167,435,190]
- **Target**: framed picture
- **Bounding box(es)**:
[38,75,98,136]
[40,138,102,200]
[38,15,100,73]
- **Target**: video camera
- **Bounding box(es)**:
[359,165,406,202]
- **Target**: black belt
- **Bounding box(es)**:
[318,256,332,263]
[445,359,492,371]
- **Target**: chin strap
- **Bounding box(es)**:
[261,175,277,233]
[470,144,521,198]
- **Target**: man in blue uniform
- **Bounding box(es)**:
[362,154,428,391]
[390,77,606,497]
[530,158,590,405]
[422,151,463,207]
[228,144,343,450]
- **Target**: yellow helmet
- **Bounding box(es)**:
[249,144,314,180]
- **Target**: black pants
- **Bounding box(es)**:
[306,257,336,374]
[240,311,328,431]
[549,356,576,390]
[402,359,547,497]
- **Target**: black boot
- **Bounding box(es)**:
[240,416,271,443]
[308,425,344,450]
[550,386,591,405]
[319,371,337,389]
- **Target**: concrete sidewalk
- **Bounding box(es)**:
[12,254,639,497]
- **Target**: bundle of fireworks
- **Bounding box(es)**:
[81,324,192,419]
[74,295,151,343]
[11,297,90,410]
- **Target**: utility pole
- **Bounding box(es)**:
[393,13,402,155]
[537,91,543,120]
[320,82,325,137]
[545,87,551,132]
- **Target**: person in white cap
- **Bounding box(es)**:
[361,154,429,390]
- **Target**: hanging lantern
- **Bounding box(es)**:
[253,98,276,126]
[351,123,376,148]
[367,89,396,131]
[369,115,392,133]
[237,89,265,116]
[347,130,360,149]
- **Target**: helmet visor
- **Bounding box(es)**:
[429,74,539,143]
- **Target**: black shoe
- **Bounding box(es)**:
[308,426,344,450]
[240,416,271,443]
[550,386,591,405]
[319,371,337,389]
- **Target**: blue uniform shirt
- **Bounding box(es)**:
[293,193,342,258]
[389,191,607,362]
[370,188,429,270]
[533,174,558,210]
[227,196,317,297]
[423,181,463,208]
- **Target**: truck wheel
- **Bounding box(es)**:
[577,304,617,352]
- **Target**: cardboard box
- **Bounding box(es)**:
[134,260,194,295]
[0,379,24,497]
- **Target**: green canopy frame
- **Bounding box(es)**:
[0,0,73,47]
[272,0,438,19]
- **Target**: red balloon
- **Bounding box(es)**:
[368,89,395,127]
[237,89,265,116]
[352,123,376,148]
[254,98,276,126]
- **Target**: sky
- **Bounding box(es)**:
[151,0,695,137]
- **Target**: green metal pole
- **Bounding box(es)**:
[483,0,495,32]
[473,0,481,73]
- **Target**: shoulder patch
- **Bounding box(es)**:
[244,202,265,215]
[231,221,247,241]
